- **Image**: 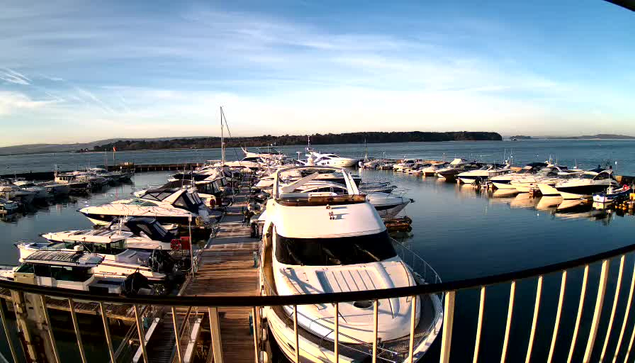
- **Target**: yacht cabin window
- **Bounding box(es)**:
[18,264,92,282]
[275,230,396,266]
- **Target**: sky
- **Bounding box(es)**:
[0,0,633,146]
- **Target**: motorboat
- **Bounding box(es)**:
[366,192,413,219]
[457,163,510,184]
[0,182,36,204]
[490,162,547,186]
[307,149,359,168]
[555,170,620,200]
[359,181,397,194]
[54,172,91,194]
[421,162,448,177]
[260,166,443,363]
[40,217,177,250]
[14,241,173,282]
[592,185,631,204]
[0,198,19,215]
[242,146,286,162]
[37,182,71,197]
[289,180,412,219]
[435,159,478,181]
[79,188,216,227]
[12,179,50,200]
[393,159,416,172]
[0,250,155,295]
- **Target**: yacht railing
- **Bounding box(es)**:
[3,241,635,362]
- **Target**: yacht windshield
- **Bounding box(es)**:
[275,231,397,266]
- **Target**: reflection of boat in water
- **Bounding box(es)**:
[491,189,518,198]
[536,196,562,211]
[556,199,592,212]
[509,194,540,209]
[554,209,611,221]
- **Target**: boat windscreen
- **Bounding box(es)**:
[275,231,397,266]
[173,193,203,213]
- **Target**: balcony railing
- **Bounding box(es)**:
[2,240,635,362]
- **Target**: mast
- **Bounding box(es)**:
[220,106,226,165]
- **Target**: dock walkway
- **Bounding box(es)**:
[146,183,261,363]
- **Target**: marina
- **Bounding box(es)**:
[2,140,635,362]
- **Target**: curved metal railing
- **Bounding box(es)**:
[2,240,635,362]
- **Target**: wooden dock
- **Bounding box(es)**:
[145,184,261,363]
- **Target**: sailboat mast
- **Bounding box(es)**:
[220,106,226,165]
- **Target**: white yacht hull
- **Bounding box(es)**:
[538,183,560,197]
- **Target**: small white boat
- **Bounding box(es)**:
[592,185,631,204]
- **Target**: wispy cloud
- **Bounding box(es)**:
[0,68,31,85]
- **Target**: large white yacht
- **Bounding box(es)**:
[80,188,215,227]
[555,170,620,199]
[306,149,359,167]
[260,166,442,363]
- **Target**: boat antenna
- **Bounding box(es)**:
[219,106,242,166]
[220,106,226,165]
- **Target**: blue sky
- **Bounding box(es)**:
[0,0,633,146]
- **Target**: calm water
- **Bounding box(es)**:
[1,140,635,362]
[2,139,635,174]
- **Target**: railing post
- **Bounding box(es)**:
[525,276,543,363]
[171,307,183,363]
[600,255,624,362]
[208,307,224,363]
[68,298,87,363]
[0,299,19,363]
[293,305,300,363]
[501,281,516,363]
[568,265,590,363]
[583,259,610,362]
[373,299,379,363]
[334,302,339,363]
[473,286,486,363]
[439,291,456,363]
[408,296,417,363]
[133,305,148,363]
[612,259,635,362]
[252,306,259,363]
[548,270,568,363]
[99,302,116,363]
[38,295,60,363]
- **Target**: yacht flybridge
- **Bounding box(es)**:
[260,166,442,363]
[80,187,214,227]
